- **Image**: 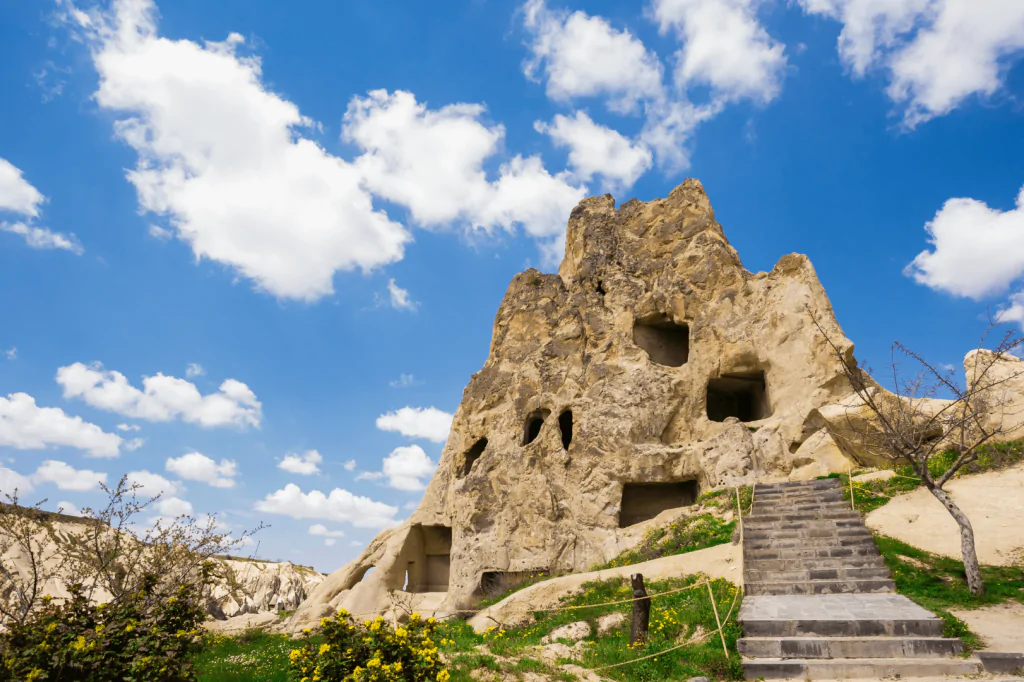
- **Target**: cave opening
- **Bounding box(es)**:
[522,409,550,445]
[558,410,573,450]
[706,371,771,422]
[618,481,700,528]
[459,438,487,478]
[402,525,452,593]
[633,317,690,367]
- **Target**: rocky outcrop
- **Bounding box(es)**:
[290,179,869,629]
[207,557,326,620]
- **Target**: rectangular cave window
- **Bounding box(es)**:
[633,318,690,367]
[618,481,699,528]
[405,525,453,593]
[706,371,771,422]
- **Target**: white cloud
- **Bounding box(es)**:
[905,185,1024,300]
[0,158,81,254]
[116,423,140,432]
[997,292,1024,328]
[124,438,145,451]
[74,0,410,301]
[386,279,417,311]
[57,501,82,517]
[126,469,183,497]
[536,111,652,191]
[166,452,238,488]
[148,224,172,240]
[652,0,788,104]
[3,347,15,361]
[56,362,261,429]
[797,0,1024,126]
[0,467,35,496]
[375,406,453,443]
[254,484,398,528]
[343,459,357,471]
[33,460,107,492]
[278,450,322,476]
[0,392,123,458]
[308,523,345,538]
[389,374,420,388]
[522,0,664,112]
[185,363,205,378]
[370,445,437,492]
[153,495,193,517]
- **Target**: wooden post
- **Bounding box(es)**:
[629,573,650,646]
[706,581,729,657]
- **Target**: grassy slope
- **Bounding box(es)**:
[194,630,295,682]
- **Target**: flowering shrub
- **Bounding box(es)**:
[0,580,205,682]
[288,610,449,682]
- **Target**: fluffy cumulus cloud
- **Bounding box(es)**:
[56,362,261,428]
[309,523,345,546]
[344,89,585,267]
[386,279,417,311]
[255,484,398,528]
[165,452,238,488]
[0,157,82,254]
[797,0,1024,126]
[905,185,1024,303]
[277,450,322,475]
[535,111,652,191]
[358,445,436,491]
[185,363,205,378]
[652,0,788,104]
[126,469,183,497]
[0,467,35,495]
[72,0,409,301]
[375,406,453,443]
[0,392,123,457]
[33,460,107,492]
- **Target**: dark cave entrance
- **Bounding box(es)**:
[618,481,700,528]
[633,317,690,367]
[706,371,771,422]
[558,410,573,450]
[459,438,487,478]
[522,409,550,445]
[404,525,452,593]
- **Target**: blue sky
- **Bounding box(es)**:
[1,0,1023,571]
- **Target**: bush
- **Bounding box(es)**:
[0,580,205,682]
[288,610,448,682]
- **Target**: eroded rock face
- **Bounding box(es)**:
[290,179,868,629]
[207,558,326,620]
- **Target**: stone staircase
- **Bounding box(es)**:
[737,479,982,679]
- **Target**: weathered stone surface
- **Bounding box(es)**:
[290,179,866,630]
[596,612,626,636]
[541,621,591,644]
[207,558,325,619]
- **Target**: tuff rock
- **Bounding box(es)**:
[288,179,1022,630]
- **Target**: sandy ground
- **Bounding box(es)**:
[467,542,740,632]
[951,601,1024,653]
[865,464,1024,566]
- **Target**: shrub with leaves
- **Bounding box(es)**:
[288,610,449,682]
[0,580,205,682]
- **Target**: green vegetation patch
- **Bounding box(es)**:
[437,574,744,682]
[194,630,296,682]
[875,534,1024,653]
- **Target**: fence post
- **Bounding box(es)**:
[706,581,729,657]
[630,573,650,646]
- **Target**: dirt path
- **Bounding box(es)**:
[951,601,1024,653]
[865,464,1024,566]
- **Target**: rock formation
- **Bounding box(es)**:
[207,557,325,619]
[290,179,873,628]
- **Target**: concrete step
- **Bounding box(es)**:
[745,556,886,572]
[745,527,872,541]
[754,490,845,500]
[739,594,945,638]
[738,636,963,659]
[741,656,982,679]
[744,535,876,551]
[743,518,864,531]
[744,578,896,596]
[756,480,841,492]
[745,545,882,560]
[752,502,854,514]
[745,567,892,583]
[744,511,862,523]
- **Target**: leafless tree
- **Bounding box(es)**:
[0,493,67,626]
[813,316,1024,596]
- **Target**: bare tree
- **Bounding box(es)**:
[813,316,1024,596]
[0,493,67,626]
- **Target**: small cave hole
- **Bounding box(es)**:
[596,280,606,296]
[459,438,487,478]
[479,570,549,597]
[706,371,771,422]
[633,317,690,367]
[558,410,573,450]
[522,409,550,446]
[618,481,700,528]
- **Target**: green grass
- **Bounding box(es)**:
[875,534,1024,653]
[438,573,745,682]
[194,630,296,682]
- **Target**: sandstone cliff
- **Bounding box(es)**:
[290,179,872,628]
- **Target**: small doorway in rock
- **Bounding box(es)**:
[459,438,487,478]
[618,481,700,528]
[706,371,771,422]
[633,316,690,367]
[405,525,453,593]
[522,409,550,445]
[558,410,573,450]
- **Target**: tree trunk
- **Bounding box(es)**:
[630,573,650,646]
[927,486,985,596]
